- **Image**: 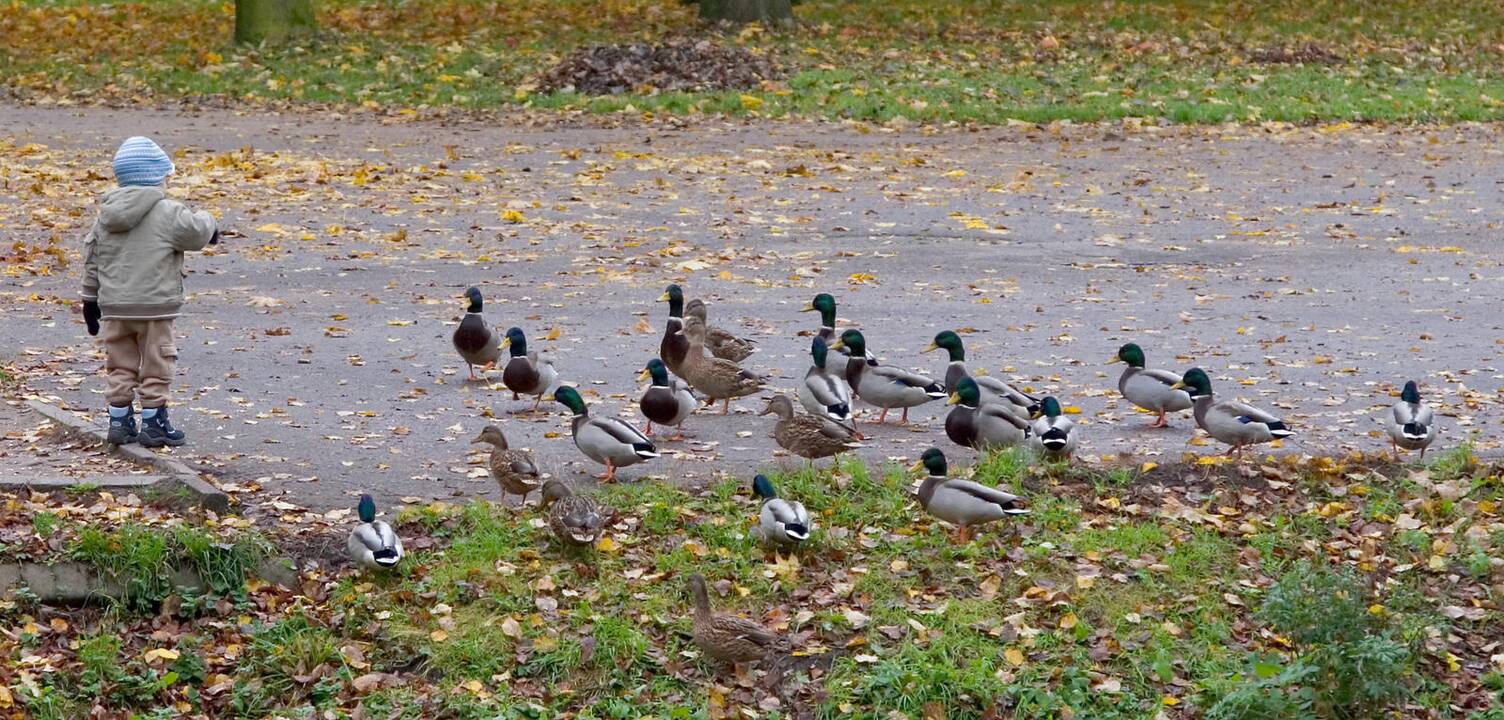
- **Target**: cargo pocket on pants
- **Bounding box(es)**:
[160,344,179,360]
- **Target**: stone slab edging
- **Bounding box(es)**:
[25,399,230,512]
[0,558,299,605]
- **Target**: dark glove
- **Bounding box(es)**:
[209,228,222,246]
[82,300,101,336]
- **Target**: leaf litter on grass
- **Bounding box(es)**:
[2,448,1503,717]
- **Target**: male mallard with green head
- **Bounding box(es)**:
[1173,368,1293,461]
[347,494,404,570]
[553,385,658,482]
[798,336,854,425]
[501,327,558,411]
[1029,396,1079,461]
[1387,380,1437,459]
[452,287,501,381]
[924,330,1038,416]
[802,292,876,365]
[639,358,697,439]
[944,376,1031,451]
[1110,342,1192,428]
[829,329,944,424]
[751,474,811,548]
[659,285,689,375]
[912,448,1028,543]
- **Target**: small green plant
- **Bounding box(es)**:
[31,510,60,538]
[1207,562,1412,720]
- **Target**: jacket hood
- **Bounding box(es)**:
[98,186,166,233]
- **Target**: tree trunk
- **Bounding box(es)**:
[699,0,793,24]
[235,0,317,44]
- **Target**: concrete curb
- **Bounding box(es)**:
[25,399,230,512]
[0,558,299,604]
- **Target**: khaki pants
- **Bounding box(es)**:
[102,319,178,409]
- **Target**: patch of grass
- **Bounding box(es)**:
[69,522,272,610]
[6,0,1504,123]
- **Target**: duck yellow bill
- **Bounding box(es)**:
[922,342,939,353]
[947,392,961,405]
[637,368,651,382]
[1170,380,1186,389]
[657,291,671,301]
[500,337,511,349]
[827,339,845,350]
[908,460,924,472]
[799,303,815,312]
[1108,355,1123,364]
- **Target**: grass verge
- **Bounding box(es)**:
[4,0,1504,124]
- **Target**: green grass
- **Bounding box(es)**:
[5,0,1504,123]
[13,451,1504,717]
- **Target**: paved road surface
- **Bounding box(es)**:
[3,105,1502,508]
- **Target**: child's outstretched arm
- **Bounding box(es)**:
[167,205,218,252]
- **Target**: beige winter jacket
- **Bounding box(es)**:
[81,186,216,321]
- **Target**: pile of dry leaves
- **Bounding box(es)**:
[536,40,778,95]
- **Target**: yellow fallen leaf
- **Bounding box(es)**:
[1059,613,1078,630]
[543,327,561,341]
[596,536,619,553]
[739,94,764,111]
[143,648,180,663]
[430,629,449,642]
[501,209,525,223]
[1004,647,1025,666]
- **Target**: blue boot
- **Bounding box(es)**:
[139,406,186,448]
[106,406,138,446]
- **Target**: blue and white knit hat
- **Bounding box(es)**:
[112,136,176,186]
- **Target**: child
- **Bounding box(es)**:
[81,136,220,447]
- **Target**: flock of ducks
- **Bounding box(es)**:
[344,283,1444,669]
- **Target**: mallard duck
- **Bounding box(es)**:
[911,448,1028,543]
[1029,396,1079,461]
[924,330,1038,416]
[1387,380,1437,459]
[540,480,616,547]
[500,327,558,411]
[687,573,789,666]
[685,298,756,362]
[553,385,658,482]
[680,316,765,415]
[471,424,542,508]
[1173,368,1294,460]
[659,285,689,375]
[802,292,876,365]
[347,494,403,570]
[1110,342,1192,428]
[751,474,811,548]
[797,337,854,425]
[761,395,862,462]
[639,358,697,439]
[453,287,501,381]
[945,377,1031,451]
[829,330,945,424]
